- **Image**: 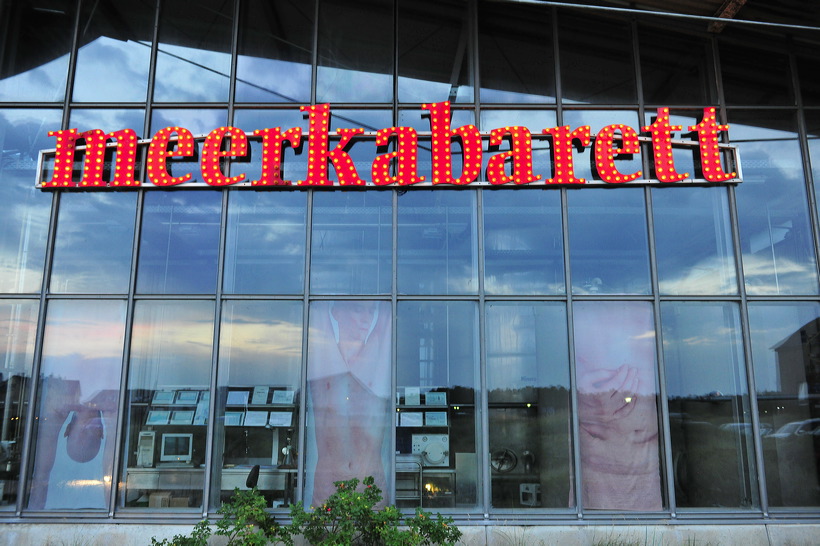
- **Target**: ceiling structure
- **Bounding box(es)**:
[545,0,820,31]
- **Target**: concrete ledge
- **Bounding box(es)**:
[0,523,818,545]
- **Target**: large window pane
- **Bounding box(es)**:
[398,191,477,295]
[224,191,306,294]
[0,1,72,101]
[478,1,553,103]
[0,109,59,293]
[661,302,757,509]
[652,187,737,295]
[119,301,214,510]
[311,191,391,295]
[638,24,716,106]
[236,0,314,103]
[719,34,793,106]
[153,0,233,103]
[568,188,650,295]
[573,301,662,510]
[51,192,137,294]
[317,0,393,103]
[212,301,302,508]
[398,0,473,104]
[305,301,391,506]
[136,191,221,294]
[748,303,820,508]
[558,12,636,104]
[483,190,564,295]
[72,0,155,102]
[732,112,818,295]
[28,300,126,511]
[487,303,572,510]
[396,301,479,509]
[0,300,38,510]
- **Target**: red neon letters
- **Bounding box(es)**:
[41,104,737,189]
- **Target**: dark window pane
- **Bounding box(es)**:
[483,190,564,295]
[72,0,155,102]
[748,303,820,507]
[0,300,37,510]
[661,302,757,509]
[573,301,662,510]
[731,111,818,295]
[805,111,820,231]
[652,187,737,295]
[212,300,302,508]
[568,188,650,295]
[153,0,233,103]
[558,11,636,104]
[311,191,391,295]
[719,34,793,106]
[796,49,820,106]
[136,191,221,294]
[224,191,306,294]
[398,0,473,104]
[478,1,554,103]
[487,303,572,510]
[317,0,393,103]
[28,300,126,511]
[236,0,314,103]
[306,301,391,505]
[0,1,72,101]
[119,301,214,510]
[0,109,59,293]
[51,192,137,294]
[638,25,716,106]
[398,190,477,295]
[396,301,479,509]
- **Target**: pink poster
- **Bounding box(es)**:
[574,301,662,510]
[306,301,392,505]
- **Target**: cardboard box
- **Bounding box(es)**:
[148,492,171,508]
[170,497,190,508]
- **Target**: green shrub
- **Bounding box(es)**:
[278,476,461,546]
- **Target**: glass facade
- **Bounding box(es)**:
[0,0,819,526]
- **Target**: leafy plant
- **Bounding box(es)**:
[277,476,462,546]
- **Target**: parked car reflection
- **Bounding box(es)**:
[718,422,773,436]
[770,418,820,438]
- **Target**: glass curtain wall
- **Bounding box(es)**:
[1,0,820,519]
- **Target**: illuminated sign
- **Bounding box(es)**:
[37,103,739,189]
